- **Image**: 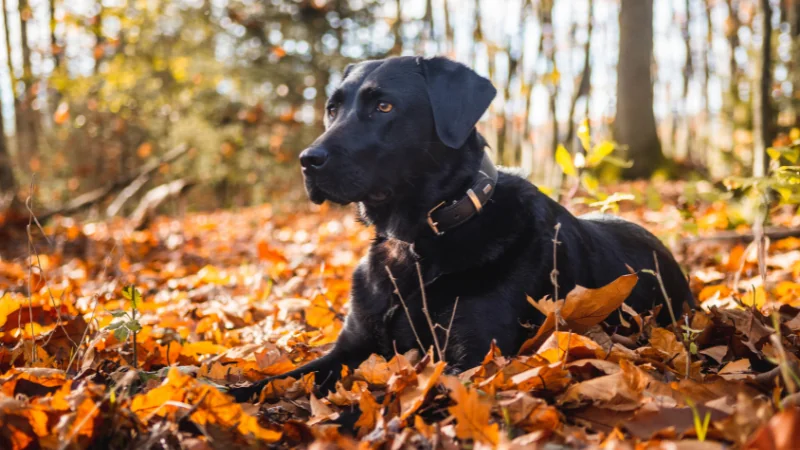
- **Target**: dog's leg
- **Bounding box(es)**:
[228,321,378,402]
[228,350,345,402]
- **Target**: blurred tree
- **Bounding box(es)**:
[753,0,773,177]
[0,118,13,200]
[16,0,39,171]
[616,0,664,179]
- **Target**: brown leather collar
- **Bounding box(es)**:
[426,152,498,236]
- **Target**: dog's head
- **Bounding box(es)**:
[300,56,496,207]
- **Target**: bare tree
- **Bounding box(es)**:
[616,0,665,178]
[564,0,594,153]
[16,0,39,169]
[752,0,772,177]
[0,115,14,203]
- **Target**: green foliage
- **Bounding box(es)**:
[723,140,800,208]
[686,399,712,442]
[107,285,143,363]
[555,119,634,212]
[32,0,390,211]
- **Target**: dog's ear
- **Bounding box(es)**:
[342,63,356,80]
[420,57,497,149]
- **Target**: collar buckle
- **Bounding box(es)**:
[426,201,446,235]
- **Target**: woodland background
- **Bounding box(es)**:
[0,0,796,214]
[5,0,800,449]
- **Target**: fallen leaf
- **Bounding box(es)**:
[442,376,499,445]
[520,274,639,353]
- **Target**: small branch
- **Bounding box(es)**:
[732,240,756,293]
[416,262,444,362]
[651,252,690,379]
[34,144,189,223]
[131,307,138,370]
[681,226,800,245]
[385,266,426,356]
[25,185,37,362]
[129,178,195,230]
[441,297,459,356]
[551,223,562,332]
[652,252,678,330]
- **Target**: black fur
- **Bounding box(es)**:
[230,56,694,402]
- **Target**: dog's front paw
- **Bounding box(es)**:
[227,378,270,403]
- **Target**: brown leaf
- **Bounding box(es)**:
[520,274,639,353]
[718,359,752,381]
[442,376,499,445]
[743,407,800,450]
[355,354,393,386]
[308,394,340,426]
[399,358,445,420]
[353,390,381,435]
[495,391,561,432]
[559,359,647,411]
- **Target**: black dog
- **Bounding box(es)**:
[230,56,693,402]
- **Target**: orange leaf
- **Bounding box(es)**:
[399,359,446,420]
[308,394,340,425]
[520,274,638,353]
[442,376,499,445]
[256,240,288,263]
[305,295,337,329]
[354,390,381,435]
[559,359,647,411]
[355,354,393,386]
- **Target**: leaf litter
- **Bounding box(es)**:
[2,195,800,448]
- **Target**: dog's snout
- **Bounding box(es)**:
[300,147,329,170]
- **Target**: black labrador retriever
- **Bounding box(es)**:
[231,56,693,402]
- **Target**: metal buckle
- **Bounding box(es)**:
[466,188,482,213]
[426,201,446,235]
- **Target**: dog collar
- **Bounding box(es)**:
[426,152,498,236]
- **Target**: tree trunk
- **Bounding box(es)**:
[49,0,60,69]
[753,0,772,177]
[681,0,694,161]
[791,0,800,125]
[0,109,15,202]
[390,0,402,55]
[442,0,454,55]
[725,0,741,119]
[2,0,21,172]
[17,0,39,169]
[564,0,594,153]
[616,0,664,179]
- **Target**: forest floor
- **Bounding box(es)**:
[2,180,800,449]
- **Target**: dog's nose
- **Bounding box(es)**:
[300,147,329,170]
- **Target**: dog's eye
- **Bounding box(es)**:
[327,106,337,119]
[377,102,393,113]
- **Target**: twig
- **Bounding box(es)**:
[440,297,459,356]
[732,240,756,293]
[132,305,138,370]
[416,262,444,362]
[25,181,37,362]
[681,226,800,244]
[651,252,690,379]
[385,266,426,355]
[551,223,562,332]
[36,144,190,223]
[753,194,769,289]
[652,252,679,329]
[770,312,797,395]
[65,240,119,374]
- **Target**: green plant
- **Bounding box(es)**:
[555,118,634,212]
[107,285,143,368]
[681,325,704,356]
[686,399,712,442]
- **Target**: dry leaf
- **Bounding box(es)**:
[520,274,639,353]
